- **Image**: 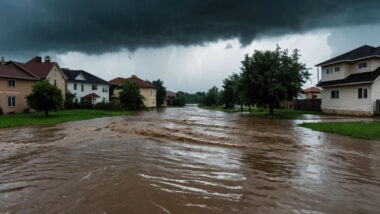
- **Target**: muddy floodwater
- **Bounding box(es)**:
[1,106,380,213]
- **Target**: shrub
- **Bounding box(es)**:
[23,108,30,113]
[0,106,3,116]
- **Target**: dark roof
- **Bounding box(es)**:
[316,45,380,67]
[109,75,157,89]
[317,68,380,87]
[0,61,39,80]
[166,91,176,97]
[15,57,57,78]
[62,68,108,85]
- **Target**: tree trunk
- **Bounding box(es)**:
[240,104,243,111]
[45,110,49,117]
[269,101,274,115]
[248,104,251,111]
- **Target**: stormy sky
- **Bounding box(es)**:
[1,0,380,92]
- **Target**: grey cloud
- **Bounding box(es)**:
[1,0,380,56]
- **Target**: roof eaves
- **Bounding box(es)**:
[315,55,380,67]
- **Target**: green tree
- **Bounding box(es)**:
[26,80,63,117]
[64,91,77,109]
[202,86,219,106]
[174,91,186,106]
[152,79,167,107]
[240,46,310,114]
[119,80,145,110]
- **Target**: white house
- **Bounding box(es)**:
[316,45,380,116]
[62,68,109,104]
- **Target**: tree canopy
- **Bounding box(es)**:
[240,46,310,114]
[152,79,166,107]
[26,80,63,116]
[119,80,145,110]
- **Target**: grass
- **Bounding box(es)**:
[0,109,135,129]
[200,105,319,119]
[300,121,380,140]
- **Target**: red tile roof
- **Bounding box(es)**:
[166,91,176,97]
[109,75,157,89]
[82,93,100,99]
[0,61,39,80]
[302,87,321,93]
[16,57,57,78]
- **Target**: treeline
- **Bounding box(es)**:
[192,46,311,114]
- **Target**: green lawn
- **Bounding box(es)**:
[0,109,135,129]
[200,105,319,119]
[300,121,380,140]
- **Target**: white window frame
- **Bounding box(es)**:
[102,86,108,93]
[326,68,332,75]
[8,79,16,88]
[8,96,16,107]
[358,61,368,69]
[358,88,368,99]
[331,90,339,99]
[335,67,340,72]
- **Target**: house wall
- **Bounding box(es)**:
[46,65,66,100]
[321,58,380,82]
[140,88,156,107]
[67,82,109,103]
[306,92,321,99]
[321,83,373,115]
[371,78,380,112]
[0,78,36,114]
[110,87,156,107]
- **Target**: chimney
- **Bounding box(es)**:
[45,56,51,63]
[1,56,5,65]
[35,56,42,63]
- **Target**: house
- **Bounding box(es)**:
[109,75,157,107]
[316,45,380,116]
[164,91,176,106]
[0,58,39,113]
[298,87,321,99]
[62,68,109,104]
[15,56,67,99]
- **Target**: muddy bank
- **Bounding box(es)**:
[1,106,380,213]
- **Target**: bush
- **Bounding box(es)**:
[94,102,124,110]
[23,108,30,113]
[119,81,145,110]
[0,106,3,116]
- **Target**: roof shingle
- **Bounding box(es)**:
[62,68,108,85]
[109,75,157,89]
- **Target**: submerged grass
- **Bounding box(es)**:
[300,121,380,141]
[0,109,135,129]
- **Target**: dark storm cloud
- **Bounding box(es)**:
[1,0,379,55]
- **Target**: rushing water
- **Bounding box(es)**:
[1,106,380,213]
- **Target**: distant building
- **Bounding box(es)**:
[62,68,109,104]
[164,91,176,106]
[316,45,380,116]
[109,75,157,107]
[298,87,321,100]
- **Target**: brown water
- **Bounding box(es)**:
[1,106,380,213]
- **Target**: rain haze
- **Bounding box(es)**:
[1,0,380,92]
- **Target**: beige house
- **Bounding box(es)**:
[316,45,380,116]
[15,56,67,100]
[0,60,39,113]
[109,75,157,107]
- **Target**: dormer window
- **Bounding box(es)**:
[326,68,333,75]
[335,67,340,72]
[358,61,368,69]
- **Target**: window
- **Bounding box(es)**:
[8,80,15,87]
[102,86,108,93]
[335,67,340,72]
[102,98,106,102]
[8,96,16,107]
[331,90,339,99]
[92,85,98,90]
[74,83,77,90]
[326,68,333,75]
[74,98,78,103]
[358,88,368,99]
[54,80,57,86]
[81,84,84,92]
[358,62,368,69]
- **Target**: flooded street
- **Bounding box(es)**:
[1,106,380,213]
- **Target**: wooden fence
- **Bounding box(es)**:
[294,99,321,112]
